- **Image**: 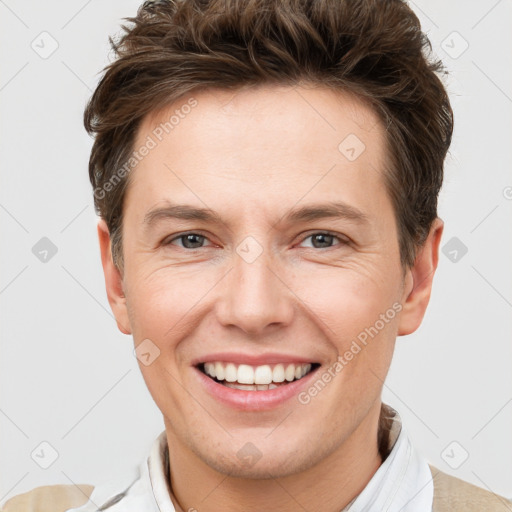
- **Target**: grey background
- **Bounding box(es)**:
[1,0,511,505]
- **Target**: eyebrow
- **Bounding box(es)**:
[282,201,369,225]
[143,200,369,231]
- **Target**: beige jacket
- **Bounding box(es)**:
[2,465,510,511]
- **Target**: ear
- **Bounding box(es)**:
[397,217,444,336]
[97,219,132,335]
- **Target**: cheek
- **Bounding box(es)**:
[125,270,186,339]
[124,265,225,348]
[296,266,401,391]
[296,266,399,338]
[126,260,402,337]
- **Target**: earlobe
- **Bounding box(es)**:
[97,219,132,335]
[397,218,444,336]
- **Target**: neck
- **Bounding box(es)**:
[165,402,385,512]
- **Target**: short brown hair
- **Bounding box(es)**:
[84,0,453,272]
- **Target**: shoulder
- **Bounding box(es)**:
[429,464,512,512]
[1,484,94,512]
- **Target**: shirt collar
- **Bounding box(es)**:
[339,403,434,511]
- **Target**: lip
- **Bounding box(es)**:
[191,352,317,366]
[194,364,320,411]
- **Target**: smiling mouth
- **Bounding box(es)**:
[198,361,320,391]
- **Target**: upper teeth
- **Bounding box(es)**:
[203,362,312,385]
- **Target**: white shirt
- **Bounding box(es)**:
[68,405,433,512]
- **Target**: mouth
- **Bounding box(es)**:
[198,361,320,391]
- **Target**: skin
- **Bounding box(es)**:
[98,83,443,512]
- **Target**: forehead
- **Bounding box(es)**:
[140,84,383,161]
[126,84,391,226]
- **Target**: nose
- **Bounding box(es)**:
[215,245,294,336]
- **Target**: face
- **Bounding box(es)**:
[99,84,441,478]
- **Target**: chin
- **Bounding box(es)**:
[206,454,309,480]
[191,436,331,480]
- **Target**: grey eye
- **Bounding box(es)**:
[177,233,207,249]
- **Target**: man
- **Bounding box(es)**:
[4,0,510,510]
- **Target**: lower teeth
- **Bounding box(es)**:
[222,382,284,391]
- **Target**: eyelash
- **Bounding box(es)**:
[163,231,348,250]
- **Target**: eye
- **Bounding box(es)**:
[299,232,346,249]
[165,232,211,249]
[163,231,347,250]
